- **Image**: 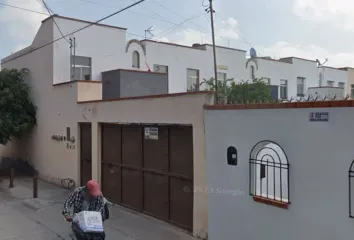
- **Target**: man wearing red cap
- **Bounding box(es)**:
[62,180,109,239]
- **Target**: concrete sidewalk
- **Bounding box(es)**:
[0,177,197,240]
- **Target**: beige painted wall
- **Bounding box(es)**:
[1,18,212,238]
[77,81,102,101]
[79,92,213,239]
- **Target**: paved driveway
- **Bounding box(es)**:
[0,178,197,240]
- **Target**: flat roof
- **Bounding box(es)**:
[42,15,127,31]
[204,100,354,110]
[78,91,213,104]
[141,40,246,52]
[279,57,316,63]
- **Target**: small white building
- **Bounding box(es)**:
[1,15,348,99]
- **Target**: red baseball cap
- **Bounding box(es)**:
[86,180,101,197]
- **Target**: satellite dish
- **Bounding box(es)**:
[250,48,257,58]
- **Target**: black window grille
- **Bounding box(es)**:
[249,140,290,203]
[349,160,354,218]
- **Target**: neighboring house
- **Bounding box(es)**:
[339,67,354,98]
[0,15,213,239]
[246,56,348,99]
[2,15,348,101]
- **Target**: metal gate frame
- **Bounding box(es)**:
[101,123,193,231]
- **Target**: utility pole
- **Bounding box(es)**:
[206,0,218,104]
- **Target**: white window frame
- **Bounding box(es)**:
[187,68,199,91]
[217,72,227,81]
[327,80,334,87]
[280,79,288,100]
[71,56,91,81]
[297,77,305,97]
[132,51,140,68]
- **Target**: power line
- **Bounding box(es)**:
[151,0,208,32]
[153,12,206,39]
[38,0,71,44]
[73,0,209,35]
[3,0,147,63]
[0,2,49,15]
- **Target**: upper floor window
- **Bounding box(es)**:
[217,72,227,81]
[327,80,334,87]
[132,51,140,68]
[153,64,168,74]
[297,77,305,97]
[71,56,91,81]
[338,82,345,97]
[280,80,288,100]
[187,68,199,91]
[250,65,255,79]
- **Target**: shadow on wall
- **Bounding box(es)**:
[0,157,36,176]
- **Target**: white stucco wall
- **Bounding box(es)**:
[52,17,127,84]
[142,41,247,93]
[247,57,348,99]
[205,105,354,240]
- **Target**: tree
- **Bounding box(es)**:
[0,68,36,145]
[199,77,272,104]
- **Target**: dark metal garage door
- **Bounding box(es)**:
[101,123,193,231]
[80,123,92,186]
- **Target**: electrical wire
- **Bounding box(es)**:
[217,13,254,49]
[73,0,209,35]
[154,12,206,39]
[151,0,208,32]
[3,0,147,63]
[38,0,71,44]
[0,2,49,15]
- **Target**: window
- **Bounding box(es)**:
[351,84,354,98]
[338,82,345,97]
[186,68,199,91]
[327,80,334,87]
[249,141,290,208]
[71,56,91,81]
[132,51,140,68]
[217,72,227,81]
[250,66,255,79]
[297,77,305,97]
[338,82,345,89]
[280,80,288,99]
[153,64,168,74]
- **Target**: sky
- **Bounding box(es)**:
[1,0,354,68]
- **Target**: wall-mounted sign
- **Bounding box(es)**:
[144,127,158,140]
[309,112,329,122]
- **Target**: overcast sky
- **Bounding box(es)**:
[1,0,354,68]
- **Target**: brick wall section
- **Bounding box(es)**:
[204,100,354,110]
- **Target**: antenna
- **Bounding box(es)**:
[144,26,154,39]
[316,58,328,86]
